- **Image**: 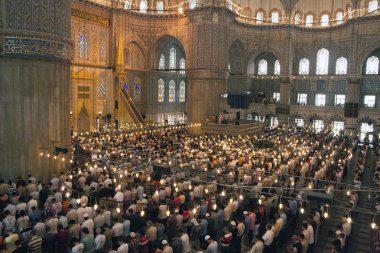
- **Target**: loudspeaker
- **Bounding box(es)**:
[345,103,358,118]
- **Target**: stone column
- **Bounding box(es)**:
[186,11,229,123]
[0,0,72,181]
[279,77,291,105]
[347,77,361,103]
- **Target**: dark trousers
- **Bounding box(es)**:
[307,243,315,253]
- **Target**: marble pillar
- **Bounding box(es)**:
[0,0,72,181]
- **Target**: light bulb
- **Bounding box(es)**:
[239,194,243,200]
[155,190,158,195]
[213,204,217,210]
[147,176,151,181]
[308,184,312,189]
[347,217,352,224]
[94,204,98,210]
[141,210,145,216]
[40,152,43,156]
[300,208,305,214]
[259,199,262,205]
[229,198,233,203]
[205,189,209,194]
[221,191,225,196]
[189,185,192,190]
[65,192,70,198]
[61,186,65,191]
[76,198,81,204]
[116,207,121,213]
[346,190,351,196]
[258,176,262,181]
[166,210,170,216]
[371,222,376,229]
[279,203,283,209]
[193,208,197,214]
[324,212,329,218]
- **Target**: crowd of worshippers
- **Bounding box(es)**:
[0,127,355,253]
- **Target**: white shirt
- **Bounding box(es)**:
[81,219,94,234]
[307,225,314,244]
[117,243,129,253]
[94,234,106,250]
[181,233,190,253]
[72,243,84,253]
[112,223,123,237]
[262,229,274,246]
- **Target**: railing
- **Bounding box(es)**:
[120,89,145,125]
[83,0,380,28]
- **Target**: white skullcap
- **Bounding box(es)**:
[205,235,211,240]
[231,221,237,227]
[162,240,168,245]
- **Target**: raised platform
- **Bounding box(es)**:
[201,121,263,135]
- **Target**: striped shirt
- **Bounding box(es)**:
[28,236,42,253]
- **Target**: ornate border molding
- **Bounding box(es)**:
[2,37,71,61]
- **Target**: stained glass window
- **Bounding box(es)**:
[256,11,264,24]
[274,60,280,75]
[169,80,176,102]
[366,56,379,74]
[180,58,185,74]
[99,73,106,97]
[158,79,165,102]
[190,0,197,9]
[140,0,147,13]
[78,27,88,59]
[179,81,186,102]
[295,13,301,25]
[332,121,344,136]
[258,59,267,75]
[169,47,176,70]
[336,57,347,75]
[156,0,163,12]
[336,11,343,24]
[334,94,346,106]
[313,120,324,133]
[299,58,310,75]
[315,94,326,106]
[369,0,378,13]
[271,11,279,23]
[124,0,132,9]
[321,14,329,27]
[306,14,313,26]
[159,54,165,69]
[316,48,329,75]
[99,32,106,62]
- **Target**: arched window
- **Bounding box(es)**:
[294,13,301,24]
[189,0,197,9]
[366,56,379,74]
[140,0,147,13]
[159,54,165,69]
[336,57,348,75]
[368,0,378,13]
[299,58,310,75]
[169,47,176,70]
[321,14,329,27]
[316,48,329,75]
[169,80,176,102]
[158,79,165,102]
[306,14,313,26]
[256,11,264,24]
[336,11,343,24]
[124,0,132,9]
[274,60,280,75]
[271,11,279,23]
[156,0,163,12]
[179,81,186,102]
[180,58,185,74]
[99,32,107,61]
[78,27,88,59]
[258,59,268,75]
[99,73,106,97]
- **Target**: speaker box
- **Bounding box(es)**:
[345,103,358,118]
